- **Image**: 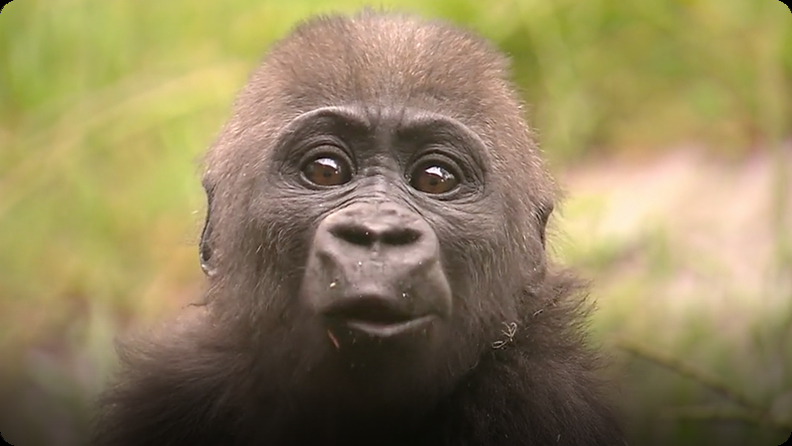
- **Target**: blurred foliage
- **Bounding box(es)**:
[0,0,790,445]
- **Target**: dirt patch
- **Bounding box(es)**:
[557,144,791,329]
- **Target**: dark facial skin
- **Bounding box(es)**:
[275,105,470,408]
[91,11,624,446]
[203,103,526,412]
[279,107,461,340]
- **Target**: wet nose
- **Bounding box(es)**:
[325,202,426,250]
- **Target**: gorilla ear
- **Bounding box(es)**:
[537,200,554,248]
[199,181,216,276]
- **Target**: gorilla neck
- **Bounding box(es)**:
[236,336,613,446]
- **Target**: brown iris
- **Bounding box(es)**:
[410,164,459,194]
[302,156,351,186]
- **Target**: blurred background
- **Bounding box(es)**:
[1,0,790,445]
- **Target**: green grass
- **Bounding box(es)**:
[1,0,790,445]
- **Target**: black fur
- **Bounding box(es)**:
[92,11,624,446]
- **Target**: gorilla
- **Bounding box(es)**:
[92,11,624,446]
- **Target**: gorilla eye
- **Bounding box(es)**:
[410,164,459,194]
[302,156,351,186]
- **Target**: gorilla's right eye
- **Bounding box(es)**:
[409,163,459,195]
[302,156,352,186]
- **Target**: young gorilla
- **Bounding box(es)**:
[92,11,624,446]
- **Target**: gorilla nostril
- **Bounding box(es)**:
[381,228,421,246]
[331,225,375,247]
[331,224,422,247]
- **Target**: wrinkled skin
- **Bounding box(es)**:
[92,11,624,446]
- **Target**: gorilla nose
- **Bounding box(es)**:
[301,201,452,339]
[330,222,421,248]
[325,202,426,250]
[315,202,440,296]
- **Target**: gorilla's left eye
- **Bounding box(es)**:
[410,164,459,194]
[302,156,352,186]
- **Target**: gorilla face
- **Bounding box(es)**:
[200,103,538,409]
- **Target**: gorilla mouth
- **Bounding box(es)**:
[344,316,435,337]
[322,297,435,338]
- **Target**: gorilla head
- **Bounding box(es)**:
[93,11,622,446]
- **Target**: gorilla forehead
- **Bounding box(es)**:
[208,12,552,213]
[263,13,512,113]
